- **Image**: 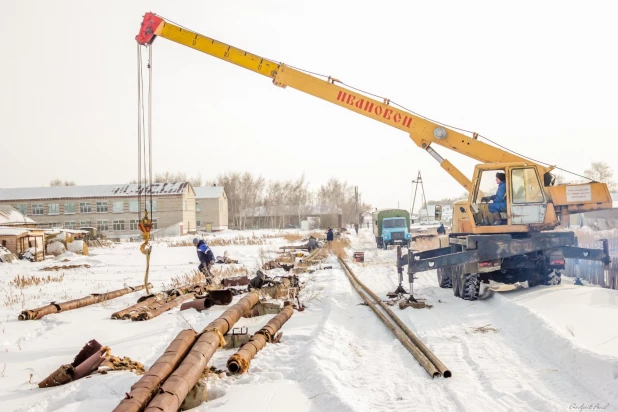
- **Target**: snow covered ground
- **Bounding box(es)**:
[0,228,616,411]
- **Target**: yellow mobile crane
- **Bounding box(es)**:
[135,13,612,300]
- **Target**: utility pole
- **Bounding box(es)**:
[355,186,359,224]
[411,171,428,223]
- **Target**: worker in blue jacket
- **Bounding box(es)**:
[481,172,507,225]
[326,227,334,242]
[193,237,215,276]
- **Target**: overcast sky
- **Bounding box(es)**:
[1,0,617,212]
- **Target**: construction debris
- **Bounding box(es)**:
[220,275,249,287]
[100,355,145,375]
[19,284,150,321]
[470,324,500,334]
[222,327,251,349]
[39,339,143,388]
[399,300,433,310]
[179,289,233,313]
[216,256,239,264]
[40,264,91,271]
[243,301,282,318]
[228,304,294,374]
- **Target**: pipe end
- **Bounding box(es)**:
[443,370,452,378]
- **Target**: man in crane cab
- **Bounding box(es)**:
[193,237,215,279]
[479,172,507,225]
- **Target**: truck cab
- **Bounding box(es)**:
[372,209,412,250]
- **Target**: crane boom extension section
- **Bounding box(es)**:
[136,13,551,192]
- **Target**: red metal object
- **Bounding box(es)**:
[39,339,106,388]
[180,297,214,312]
[136,12,163,45]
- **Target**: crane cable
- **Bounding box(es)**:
[137,44,154,295]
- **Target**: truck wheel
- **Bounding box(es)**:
[437,268,452,288]
[452,272,460,297]
[461,273,480,301]
[542,269,562,286]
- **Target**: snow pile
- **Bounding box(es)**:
[46,241,66,256]
[67,240,85,254]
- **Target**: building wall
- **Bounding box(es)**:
[0,196,189,236]
[182,189,196,234]
[195,191,228,231]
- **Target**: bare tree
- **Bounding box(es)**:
[49,179,76,186]
[584,162,616,190]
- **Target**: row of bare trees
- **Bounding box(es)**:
[210,173,371,229]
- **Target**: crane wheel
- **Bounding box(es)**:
[461,273,480,301]
[542,269,562,286]
[437,268,452,289]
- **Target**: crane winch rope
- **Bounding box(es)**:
[137,44,154,295]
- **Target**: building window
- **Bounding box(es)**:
[48,222,58,228]
[32,204,44,215]
[64,203,75,214]
[64,221,76,229]
[196,202,200,212]
[112,201,124,213]
[80,221,90,228]
[152,219,158,229]
[129,201,139,213]
[48,203,60,215]
[146,200,157,212]
[96,201,108,213]
[96,220,108,232]
[113,220,125,231]
[130,219,139,231]
[15,204,28,215]
[196,219,201,227]
[80,202,91,213]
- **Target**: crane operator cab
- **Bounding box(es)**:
[467,164,550,229]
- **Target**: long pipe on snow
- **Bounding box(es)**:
[338,257,451,378]
[113,329,198,412]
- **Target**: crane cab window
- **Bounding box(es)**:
[473,169,504,204]
[511,168,544,203]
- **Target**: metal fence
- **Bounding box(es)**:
[564,237,618,290]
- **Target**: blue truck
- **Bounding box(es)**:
[372,209,412,249]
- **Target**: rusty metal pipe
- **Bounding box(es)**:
[111,294,165,320]
[132,294,196,321]
[19,284,150,321]
[339,258,451,378]
[227,304,294,374]
[112,329,198,412]
[338,258,441,378]
[144,291,260,412]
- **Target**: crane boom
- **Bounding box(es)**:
[136,13,553,192]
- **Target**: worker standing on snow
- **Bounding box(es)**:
[354,223,359,235]
[193,238,215,279]
[326,227,334,242]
